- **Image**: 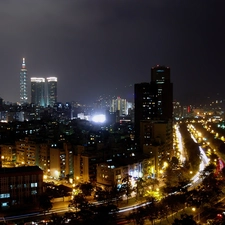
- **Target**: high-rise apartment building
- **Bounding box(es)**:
[16,137,39,166]
[46,77,57,107]
[134,65,173,151]
[20,58,28,104]
[135,65,173,130]
[111,96,130,116]
[31,77,45,107]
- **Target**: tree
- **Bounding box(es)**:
[94,204,119,225]
[78,182,93,196]
[145,177,159,191]
[39,193,52,212]
[135,177,145,200]
[69,193,89,212]
[109,184,124,206]
[120,175,133,203]
[171,156,179,168]
[145,199,158,225]
[164,167,180,189]
[200,163,216,179]
[49,213,64,225]
[94,188,112,204]
[172,214,197,225]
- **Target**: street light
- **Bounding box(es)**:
[163,162,168,168]
[54,170,59,179]
[192,207,200,222]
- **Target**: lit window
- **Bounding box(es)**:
[31,190,37,195]
[31,182,37,187]
[0,193,10,199]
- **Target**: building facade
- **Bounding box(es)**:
[96,157,155,189]
[0,144,16,167]
[47,77,57,107]
[0,166,43,209]
[141,120,173,175]
[151,65,173,121]
[111,97,129,116]
[134,65,173,172]
[74,153,97,183]
[15,137,39,166]
[134,65,173,139]
[31,77,46,107]
[20,58,28,104]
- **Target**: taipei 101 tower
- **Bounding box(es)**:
[20,58,28,104]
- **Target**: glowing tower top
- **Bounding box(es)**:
[20,58,28,104]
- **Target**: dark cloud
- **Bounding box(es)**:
[0,0,225,105]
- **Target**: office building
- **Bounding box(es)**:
[150,65,173,120]
[20,58,28,104]
[135,65,173,135]
[31,77,45,106]
[46,77,57,107]
[0,166,43,209]
[134,65,173,158]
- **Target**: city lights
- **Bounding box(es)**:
[92,114,106,123]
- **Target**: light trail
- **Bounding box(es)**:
[189,133,210,186]
[175,124,186,163]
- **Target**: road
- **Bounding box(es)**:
[0,124,212,224]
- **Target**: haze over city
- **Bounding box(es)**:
[0,0,225,105]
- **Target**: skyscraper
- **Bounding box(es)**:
[135,65,173,126]
[31,77,45,106]
[46,77,57,107]
[134,65,173,148]
[150,65,173,120]
[20,58,28,104]
[111,96,129,116]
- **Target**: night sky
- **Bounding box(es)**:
[0,0,225,106]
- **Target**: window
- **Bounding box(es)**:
[116,169,121,175]
[31,190,37,195]
[0,193,10,199]
[31,182,37,188]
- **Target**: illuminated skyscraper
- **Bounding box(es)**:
[31,77,45,106]
[20,58,28,104]
[46,77,57,107]
[111,96,129,116]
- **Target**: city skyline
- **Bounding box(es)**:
[0,1,225,105]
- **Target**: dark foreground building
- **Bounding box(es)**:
[134,65,173,138]
[0,166,43,210]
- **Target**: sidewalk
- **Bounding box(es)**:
[52,200,70,210]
